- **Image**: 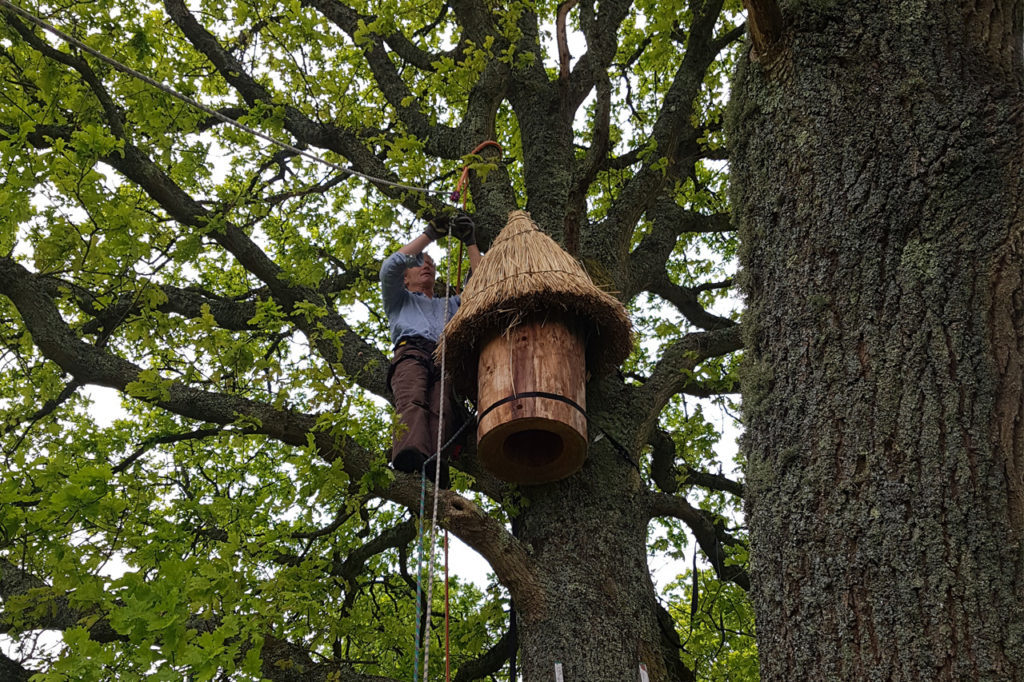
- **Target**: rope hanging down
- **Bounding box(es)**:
[422,246,453,681]
[412,238,454,682]
[0,0,444,196]
[412,139,499,681]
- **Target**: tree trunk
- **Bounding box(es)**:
[515,447,688,682]
[730,2,1024,679]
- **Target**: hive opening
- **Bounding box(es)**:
[501,429,564,468]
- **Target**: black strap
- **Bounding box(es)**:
[477,391,586,424]
[394,335,436,353]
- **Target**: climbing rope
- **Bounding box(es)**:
[417,244,453,682]
[0,0,446,196]
[444,530,452,682]
[412,456,429,682]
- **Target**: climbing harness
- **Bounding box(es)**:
[0,0,446,197]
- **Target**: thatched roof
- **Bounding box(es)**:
[440,210,632,396]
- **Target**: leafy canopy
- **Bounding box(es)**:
[0,0,751,679]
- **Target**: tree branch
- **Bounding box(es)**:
[657,601,696,682]
[331,520,417,581]
[299,0,462,155]
[625,202,734,321]
[0,650,35,682]
[0,256,318,445]
[453,626,515,682]
[650,429,744,497]
[637,325,743,440]
[566,0,633,112]
[556,0,580,82]
[39,276,263,336]
[384,481,544,622]
[0,378,80,440]
[602,0,738,247]
[106,142,388,395]
[112,427,235,474]
[449,0,499,45]
[0,558,124,642]
[3,121,391,395]
[647,274,736,330]
[2,7,126,137]
[161,0,440,214]
[644,493,749,590]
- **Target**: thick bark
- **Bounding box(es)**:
[514,443,693,682]
[731,2,1024,680]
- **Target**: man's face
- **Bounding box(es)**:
[404,255,436,292]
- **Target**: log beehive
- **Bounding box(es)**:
[440,211,631,484]
[475,316,587,484]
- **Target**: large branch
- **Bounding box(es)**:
[0,651,35,682]
[2,127,389,397]
[644,493,750,590]
[627,203,732,286]
[259,636,400,682]
[566,0,633,112]
[650,429,744,498]
[632,325,743,447]
[0,256,315,444]
[449,0,499,45]
[0,558,124,642]
[453,627,515,682]
[1,7,125,136]
[603,0,738,240]
[384,482,545,622]
[35,276,263,336]
[110,143,388,395]
[625,202,735,319]
[299,0,462,155]
[647,274,736,331]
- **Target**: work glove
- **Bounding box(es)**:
[423,215,451,241]
[450,214,476,246]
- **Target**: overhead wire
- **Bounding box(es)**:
[0,0,446,196]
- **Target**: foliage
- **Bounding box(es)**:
[665,568,757,681]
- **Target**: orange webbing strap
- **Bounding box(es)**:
[451,141,502,293]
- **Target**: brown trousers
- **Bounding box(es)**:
[387,340,456,470]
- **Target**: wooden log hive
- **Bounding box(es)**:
[476,316,587,484]
[440,210,632,484]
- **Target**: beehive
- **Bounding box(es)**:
[440,210,632,484]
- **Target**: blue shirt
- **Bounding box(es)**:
[380,251,461,346]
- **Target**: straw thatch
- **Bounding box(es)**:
[440,210,632,396]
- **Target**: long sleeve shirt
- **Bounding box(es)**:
[379,251,461,346]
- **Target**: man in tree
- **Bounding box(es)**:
[380,213,480,484]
